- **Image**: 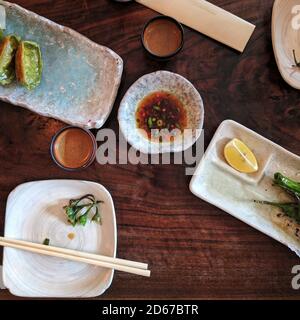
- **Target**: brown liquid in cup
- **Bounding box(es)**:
[143,19,182,57]
[53,128,95,169]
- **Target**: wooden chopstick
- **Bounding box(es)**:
[0,237,150,277]
[0,236,148,270]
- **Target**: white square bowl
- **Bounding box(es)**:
[3,180,117,298]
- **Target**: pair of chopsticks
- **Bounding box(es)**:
[0,236,150,277]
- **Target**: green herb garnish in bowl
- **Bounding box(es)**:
[63,194,103,227]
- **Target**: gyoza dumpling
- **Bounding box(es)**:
[0,35,19,85]
[16,40,42,90]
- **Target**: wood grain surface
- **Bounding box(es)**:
[0,0,300,300]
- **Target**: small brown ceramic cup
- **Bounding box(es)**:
[50,126,97,171]
[141,15,184,60]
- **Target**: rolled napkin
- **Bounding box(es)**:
[135,0,255,52]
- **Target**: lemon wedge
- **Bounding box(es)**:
[224,138,258,173]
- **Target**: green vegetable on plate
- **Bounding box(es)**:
[15,40,43,90]
[0,35,20,85]
[63,194,103,227]
[254,200,300,223]
[255,172,300,224]
[273,172,300,198]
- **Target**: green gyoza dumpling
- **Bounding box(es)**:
[0,35,19,85]
[16,41,42,90]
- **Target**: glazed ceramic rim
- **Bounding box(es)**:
[50,126,97,171]
[118,70,204,154]
[141,15,184,59]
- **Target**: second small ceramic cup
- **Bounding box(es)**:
[141,16,184,60]
[50,126,97,171]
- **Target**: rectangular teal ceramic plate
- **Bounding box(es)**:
[0,1,123,128]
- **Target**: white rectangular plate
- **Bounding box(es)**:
[3,180,117,298]
[190,120,300,256]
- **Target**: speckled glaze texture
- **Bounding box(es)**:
[118,71,204,154]
[0,2,123,129]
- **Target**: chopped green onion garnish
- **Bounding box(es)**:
[43,238,50,246]
[63,194,104,227]
[147,117,153,128]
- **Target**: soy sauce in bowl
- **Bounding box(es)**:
[135,91,187,141]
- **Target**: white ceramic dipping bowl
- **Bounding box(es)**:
[118,71,204,154]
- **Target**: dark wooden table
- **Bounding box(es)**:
[0,0,299,300]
